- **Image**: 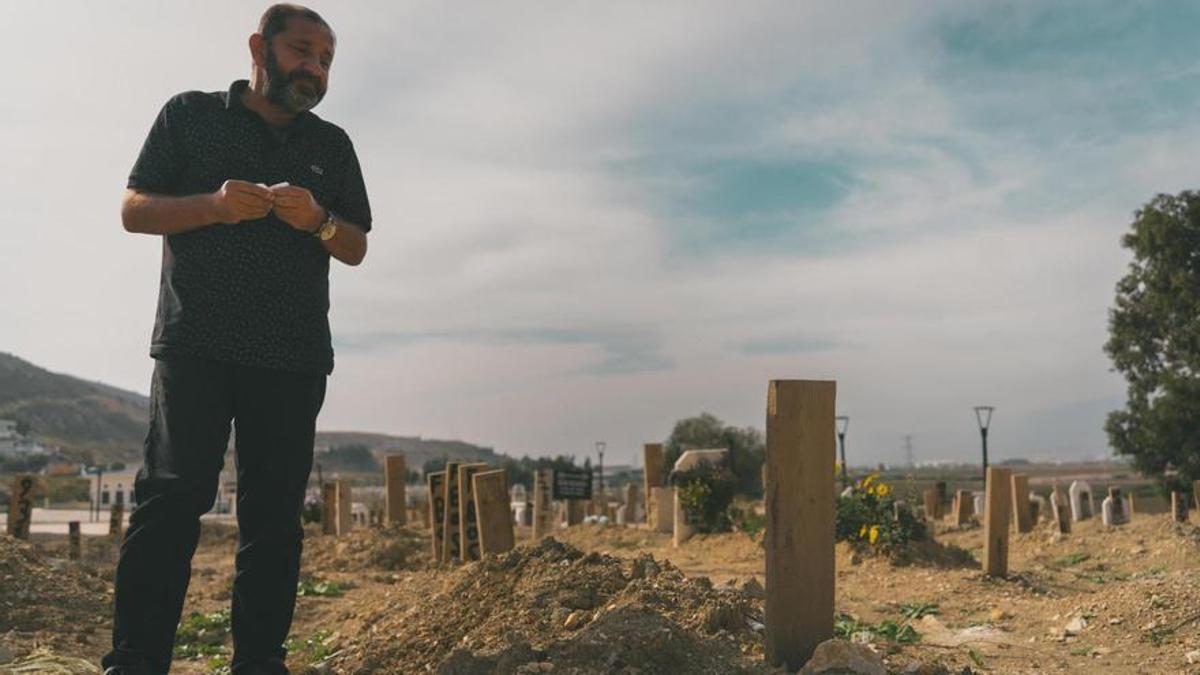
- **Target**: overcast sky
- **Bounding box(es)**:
[5,1,1199,467]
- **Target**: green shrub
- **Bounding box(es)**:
[672,461,737,533]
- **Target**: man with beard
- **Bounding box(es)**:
[103,5,371,674]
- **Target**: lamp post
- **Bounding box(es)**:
[974,406,994,484]
[835,416,850,490]
[595,441,606,494]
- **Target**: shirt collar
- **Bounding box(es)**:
[225,79,317,136]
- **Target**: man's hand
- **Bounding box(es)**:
[210,180,275,224]
[269,183,324,232]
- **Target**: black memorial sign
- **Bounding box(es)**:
[552,469,593,500]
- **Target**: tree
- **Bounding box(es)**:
[664,412,765,496]
[1105,191,1200,492]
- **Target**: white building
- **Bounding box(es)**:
[0,419,18,457]
[93,465,139,509]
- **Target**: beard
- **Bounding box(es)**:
[264,44,326,114]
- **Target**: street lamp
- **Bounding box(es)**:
[974,406,994,484]
[595,441,606,494]
[835,416,850,490]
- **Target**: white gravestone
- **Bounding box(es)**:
[1101,488,1129,527]
[972,492,985,517]
[1069,481,1094,522]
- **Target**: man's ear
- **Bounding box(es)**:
[249,33,267,69]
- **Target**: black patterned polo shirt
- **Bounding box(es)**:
[128,79,372,375]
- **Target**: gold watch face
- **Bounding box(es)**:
[318,222,337,241]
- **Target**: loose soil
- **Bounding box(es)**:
[3,512,1200,673]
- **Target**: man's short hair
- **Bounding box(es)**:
[258,4,334,43]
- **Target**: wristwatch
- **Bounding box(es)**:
[314,209,338,241]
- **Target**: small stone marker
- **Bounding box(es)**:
[473,469,515,555]
[672,449,729,546]
[1050,484,1071,534]
[643,443,664,519]
[443,462,463,563]
[336,480,352,536]
[385,454,407,526]
[6,475,34,539]
[427,471,447,562]
[532,469,554,539]
[616,504,627,525]
[1172,491,1189,523]
[764,379,836,670]
[972,492,985,516]
[954,489,972,526]
[68,521,81,560]
[1011,474,1033,533]
[1069,481,1093,522]
[321,481,338,535]
[109,502,125,540]
[982,467,1012,578]
[458,463,489,561]
[1102,487,1128,527]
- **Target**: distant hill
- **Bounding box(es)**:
[0,352,501,469]
[0,352,150,463]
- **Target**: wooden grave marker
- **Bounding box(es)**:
[385,454,407,526]
[427,471,447,562]
[6,475,34,539]
[442,462,463,563]
[1172,491,1189,523]
[643,443,664,519]
[473,469,515,555]
[954,489,972,527]
[652,486,674,533]
[336,480,352,536]
[982,467,1012,577]
[458,463,489,561]
[764,380,836,670]
[68,521,81,560]
[566,498,585,526]
[923,489,941,521]
[623,482,639,524]
[321,481,338,535]
[533,469,554,539]
[109,502,125,541]
[1011,474,1033,533]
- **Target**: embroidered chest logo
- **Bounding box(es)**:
[310,164,324,175]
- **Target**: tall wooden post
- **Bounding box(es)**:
[321,481,338,535]
[385,454,407,526]
[6,475,34,539]
[1173,491,1189,523]
[474,470,515,555]
[533,469,553,539]
[982,467,1012,577]
[442,462,462,563]
[764,380,836,671]
[68,521,82,560]
[336,480,352,536]
[643,443,664,518]
[1050,484,1071,534]
[566,499,585,526]
[623,482,639,524]
[427,471,447,562]
[109,502,125,541]
[1011,474,1032,533]
[954,490,972,527]
[923,489,940,521]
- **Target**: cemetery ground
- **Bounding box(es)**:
[4,503,1200,674]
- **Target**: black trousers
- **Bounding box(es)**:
[102,356,326,674]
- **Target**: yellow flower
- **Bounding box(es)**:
[859,524,868,538]
[862,475,874,487]
[875,483,891,497]
[868,525,880,544]
[866,485,876,496]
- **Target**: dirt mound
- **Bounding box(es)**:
[325,537,776,674]
[301,523,432,573]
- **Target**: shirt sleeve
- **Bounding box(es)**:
[331,139,372,232]
[127,95,187,194]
